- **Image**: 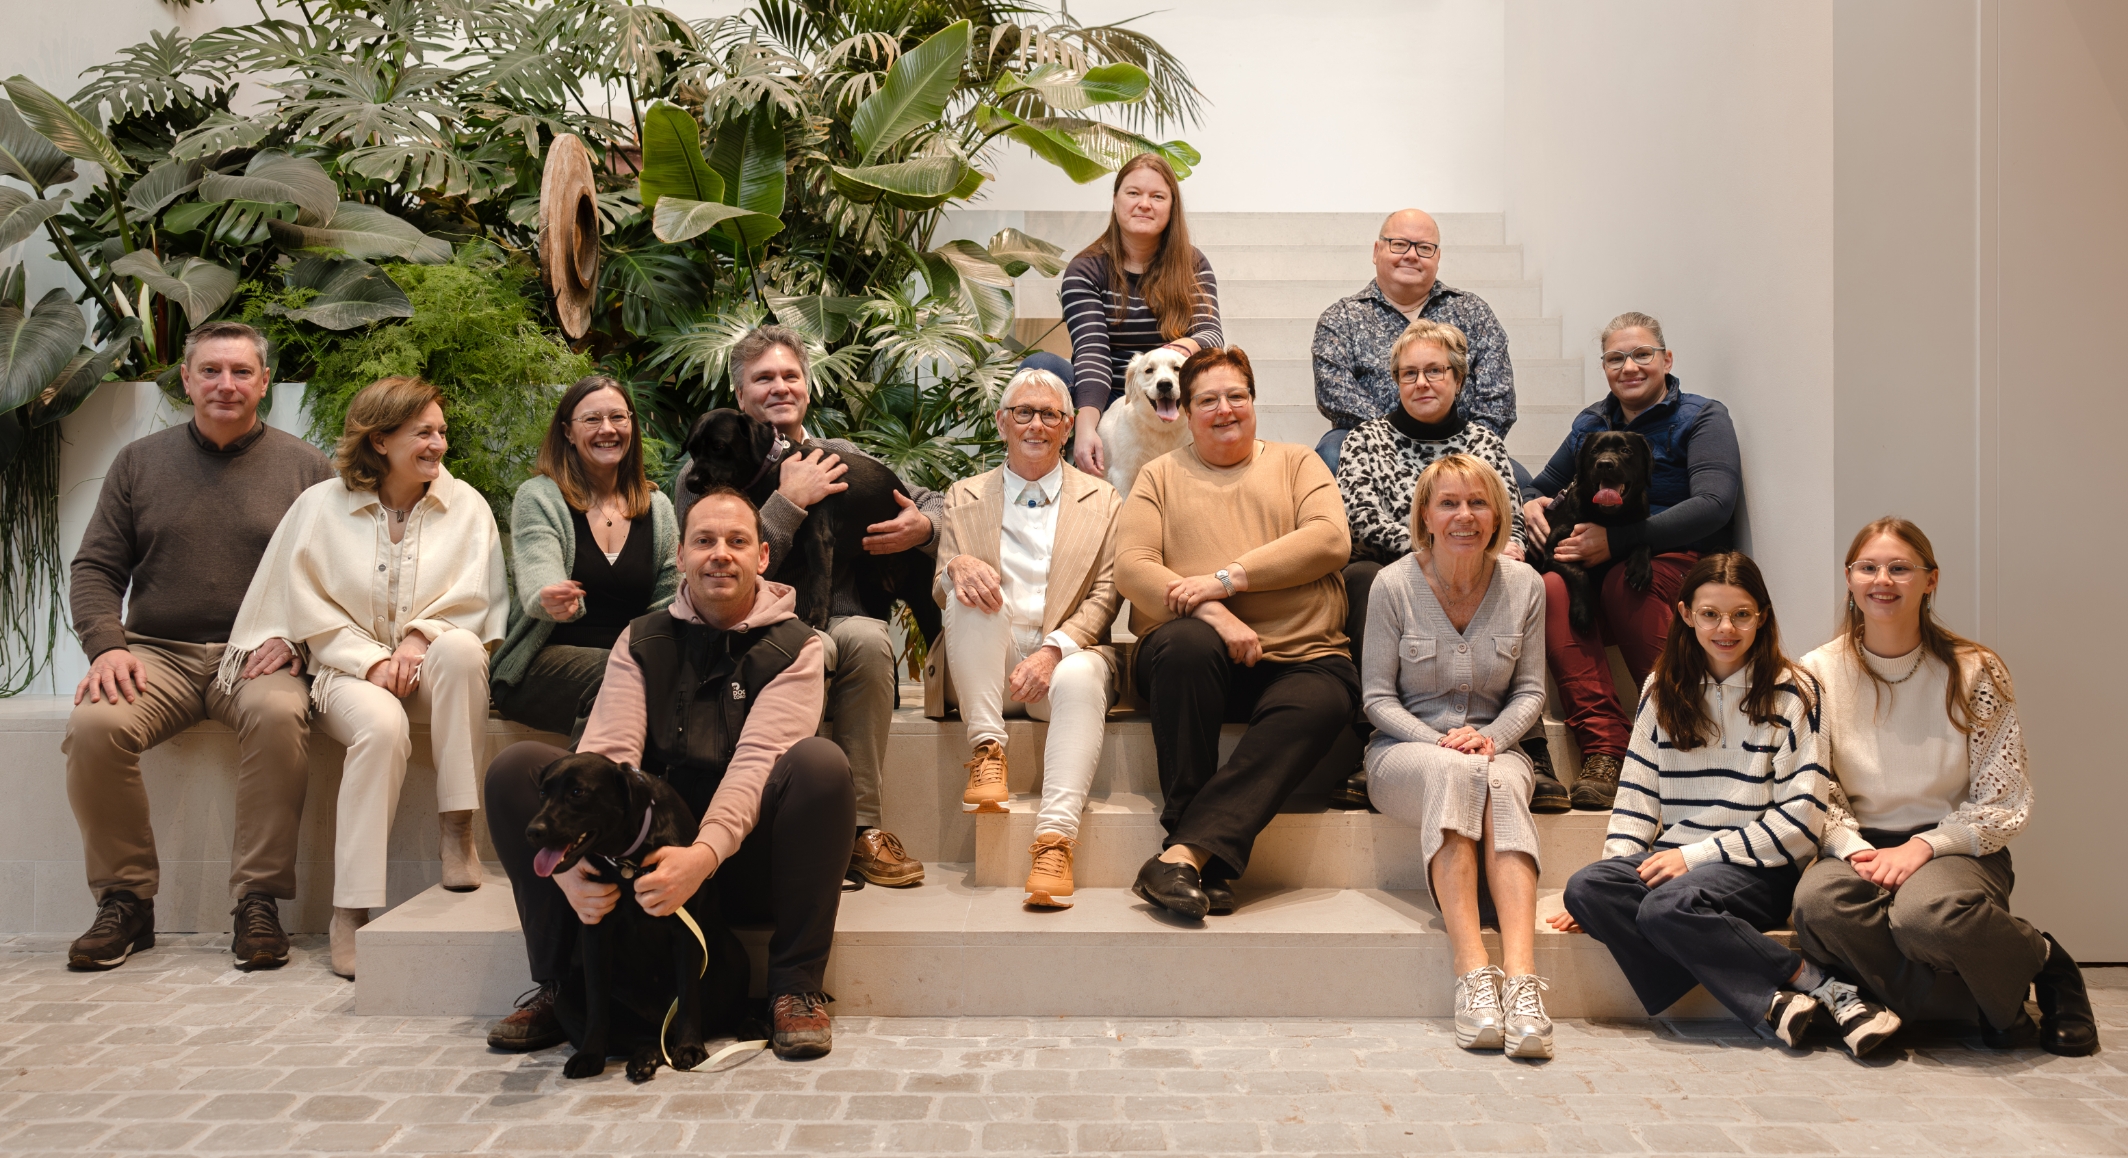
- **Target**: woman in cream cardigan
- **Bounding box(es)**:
[223,377,505,979]
[491,376,677,740]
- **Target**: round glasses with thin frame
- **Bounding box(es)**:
[1689,607,1759,631]
[572,411,633,430]
[1846,561,1923,582]
[1600,345,1666,371]
[1003,405,1069,428]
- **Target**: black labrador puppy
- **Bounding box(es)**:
[1528,430,1655,633]
[682,408,939,642]
[526,751,752,1082]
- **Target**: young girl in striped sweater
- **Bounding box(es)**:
[1552,552,1899,1053]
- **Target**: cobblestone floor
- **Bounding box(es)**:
[0,934,2122,1156]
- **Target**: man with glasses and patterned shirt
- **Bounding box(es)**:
[1310,208,1517,474]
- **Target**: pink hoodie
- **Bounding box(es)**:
[576,578,825,871]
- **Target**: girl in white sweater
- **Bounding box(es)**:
[1791,517,2095,1056]
[1554,553,1898,1052]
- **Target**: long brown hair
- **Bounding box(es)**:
[537,375,653,518]
[1841,516,2009,733]
[1079,153,1204,340]
[1650,552,1810,751]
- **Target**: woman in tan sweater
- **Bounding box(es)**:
[1115,346,1357,919]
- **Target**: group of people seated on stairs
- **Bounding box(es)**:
[52,150,2097,1066]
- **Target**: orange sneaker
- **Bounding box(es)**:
[1024,832,1077,909]
[962,740,1009,813]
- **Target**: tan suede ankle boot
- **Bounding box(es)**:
[329,906,369,979]
[440,810,482,892]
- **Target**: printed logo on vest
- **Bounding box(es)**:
[730,683,747,701]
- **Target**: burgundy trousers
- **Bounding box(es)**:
[1542,552,1698,759]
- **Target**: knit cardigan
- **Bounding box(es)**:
[1605,667,1829,870]
[217,467,507,704]
[492,474,678,690]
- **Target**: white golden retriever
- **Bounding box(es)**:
[1096,347,1193,497]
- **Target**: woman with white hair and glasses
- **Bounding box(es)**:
[923,367,1124,909]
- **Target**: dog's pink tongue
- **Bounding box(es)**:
[533,847,565,878]
[1592,487,1625,507]
[1154,398,1180,421]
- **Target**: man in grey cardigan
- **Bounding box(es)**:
[64,322,334,972]
[673,326,942,888]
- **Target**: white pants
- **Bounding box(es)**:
[942,595,1112,839]
[314,628,490,909]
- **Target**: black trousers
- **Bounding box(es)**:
[483,737,856,997]
[1135,617,1360,880]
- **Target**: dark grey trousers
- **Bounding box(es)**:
[492,644,612,743]
[1791,838,2046,1029]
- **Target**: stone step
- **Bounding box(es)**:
[1016,211,1506,249]
[1194,243,1524,283]
[1014,277,1544,325]
[356,865,1743,1020]
[1210,317,1563,364]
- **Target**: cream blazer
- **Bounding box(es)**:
[218,465,507,703]
[921,461,1123,718]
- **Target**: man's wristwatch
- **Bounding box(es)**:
[1215,568,1235,596]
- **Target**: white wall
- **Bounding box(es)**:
[1501,1,1840,643]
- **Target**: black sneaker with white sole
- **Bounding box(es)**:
[1765,990,1816,1048]
[68,890,154,972]
[1811,978,1900,1057]
[230,892,290,971]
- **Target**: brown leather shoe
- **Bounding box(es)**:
[852,829,925,887]
[771,991,833,1059]
[487,981,568,1052]
[962,740,1009,812]
[1024,832,1077,908]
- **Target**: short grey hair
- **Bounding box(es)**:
[182,320,270,370]
[730,324,810,385]
[999,366,1073,414]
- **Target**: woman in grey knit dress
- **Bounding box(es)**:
[1363,454,1551,1057]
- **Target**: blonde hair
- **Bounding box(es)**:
[1841,516,2010,734]
[1601,311,1666,348]
[1390,319,1469,387]
[336,376,443,493]
[1408,453,1513,558]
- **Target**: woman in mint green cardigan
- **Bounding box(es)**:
[492,377,677,739]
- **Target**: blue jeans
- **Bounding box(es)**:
[1564,852,1804,1028]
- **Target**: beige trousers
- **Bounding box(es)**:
[941,597,1113,839]
[63,634,312,903]
[313,628,489,909]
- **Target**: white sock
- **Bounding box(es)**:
[1792,960,1829,993]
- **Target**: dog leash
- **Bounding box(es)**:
[658,906,769,1071]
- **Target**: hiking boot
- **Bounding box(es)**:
[2034,934,2099,1057]
[1024,832,1076,909]
[1502,974,1555,1059]
[961,741,1009,813]
[68,891,153,972]
[487,981,567,1052]
[771,991,833,1059]
[229,892,289,971]
[1454,965,1507,1050]
[1570,753,1622,811]
[1765,990,1817,1048]
[1525,739,1571,814]
[1810,977,1900,1057]
[851,829,924,887]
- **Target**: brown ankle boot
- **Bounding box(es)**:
[961,740,1009,812]
[440,810,481,892]
[1024,832,1077,909]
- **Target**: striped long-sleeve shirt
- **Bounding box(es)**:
[1059,249,1222,412]
[1604,666,1829,870]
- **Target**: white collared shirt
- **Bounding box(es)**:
[996,462,1078,656]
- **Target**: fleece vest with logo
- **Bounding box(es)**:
[626,609,814,819]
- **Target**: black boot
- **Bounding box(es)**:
[1524,738,1569,814]
[2034,934,2100,1057]
[1981,1008,2040,1050]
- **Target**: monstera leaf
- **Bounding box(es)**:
[268,202,452,263]
[267,255,413,330]
[109,250,238,326]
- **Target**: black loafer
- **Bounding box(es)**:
[1202,879,1236,917]
[1981,1009,2041,1050]
[1329,770,1371,810]
[2035,934,2100,1056]
[1132,857,1209,920]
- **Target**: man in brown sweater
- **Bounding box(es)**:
[64,321,334,972]
[1114,347,1359,920]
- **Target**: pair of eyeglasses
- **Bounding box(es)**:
[1690,608,1759,630]
[573,411,633,430]
[1600,345,1666,371]
[1846,561,1922,581]
[1395,366,1454,386]
[1004,405,1068,428]
[1379,237,1440,258]
[1190,390,1254,413]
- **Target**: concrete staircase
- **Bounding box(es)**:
[989,211,1586,467]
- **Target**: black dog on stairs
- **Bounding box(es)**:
[681,408,940,644]
[526,751,755,1082]
[1527,430,1655,633]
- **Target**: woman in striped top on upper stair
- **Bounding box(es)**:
[1045,153,1223,478]
[1553,552,1902,1055]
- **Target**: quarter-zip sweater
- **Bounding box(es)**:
[1605,667,1829,869]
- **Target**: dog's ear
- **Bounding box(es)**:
[1574,432,1599,476]
[751,413,777,461]
[682,414,719,493]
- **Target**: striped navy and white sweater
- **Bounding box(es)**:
[1059,249,1222,411]
[1604,666,1829,870]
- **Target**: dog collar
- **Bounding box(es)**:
[620,803,653,858]
[745,435,789,489]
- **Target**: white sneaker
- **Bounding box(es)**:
[1453,965,1507,1050]
[1501,974,1555,1059]
[1812,977,1901,1057]
[1765,990,1817,1047]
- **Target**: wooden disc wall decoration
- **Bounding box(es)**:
[540,134,599,339]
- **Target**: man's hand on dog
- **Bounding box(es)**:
[947,554,1004,612]
[778,448,848,509]
[1009,645,1061,703]
[1522,496,1552,545]
[863,491,931,554]
[1553,522,1612,566]
[556,860,619,924]
[636,843,717,918]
